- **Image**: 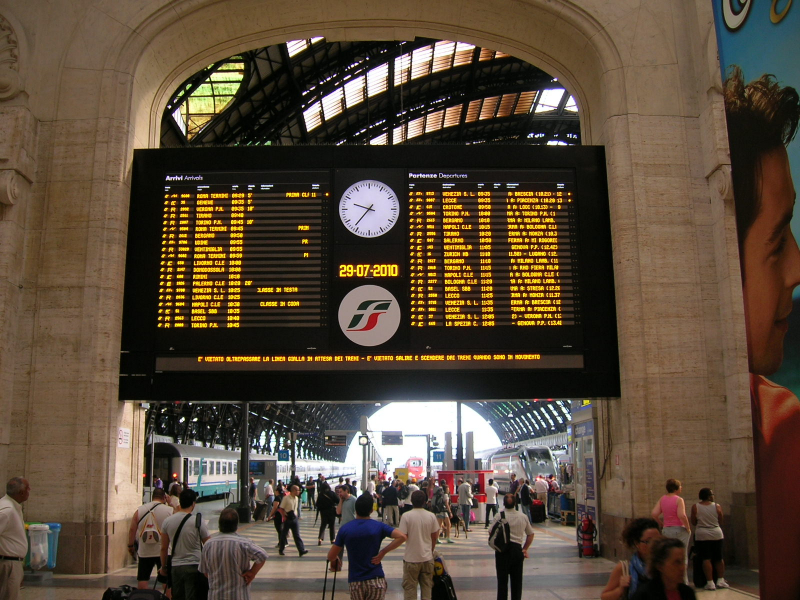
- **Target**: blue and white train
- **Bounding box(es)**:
[145,442,355,500]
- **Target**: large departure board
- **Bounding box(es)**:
[121,146,618,402]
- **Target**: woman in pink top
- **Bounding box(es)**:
[651,479,691,584]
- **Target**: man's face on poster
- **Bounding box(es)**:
[742,146,800,375]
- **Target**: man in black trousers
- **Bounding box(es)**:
[491,494,534,600]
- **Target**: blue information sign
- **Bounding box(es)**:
[432,450,445,462]
[278,450,290,462]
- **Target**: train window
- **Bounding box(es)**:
[233,463,237,474]
[222,462,227,475]
[229,462,234,474]
[202,462,208,475]
[193,460,199,476]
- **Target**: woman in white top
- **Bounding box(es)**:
[690,488,729,590]
[484,478,500,528]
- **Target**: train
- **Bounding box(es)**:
[483,445,559,493]
[145,442,355,500]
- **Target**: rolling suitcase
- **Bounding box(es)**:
[530,499,546,523]
[432,572,458,600]
[253,501,268,521]
[323,558,339,600]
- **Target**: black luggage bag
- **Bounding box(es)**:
[530,500,546,523]
[432,573,458,600]
[253,500,269,521]
[102,587,167,600]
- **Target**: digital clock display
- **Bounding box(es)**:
[338,264,401,278]
[121,145,619,402]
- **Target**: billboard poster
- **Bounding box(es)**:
[711,3,800,596]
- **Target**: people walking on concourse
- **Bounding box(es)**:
[432,483,453,544]
[327,493,407,600]
[457,478,474,532]
[651,479,691,584]
[158,489,210,600]
[128,487,173,591]
[277,485,308,556]
[600,517,661,600]
[690,488,729,590]
[0,477,31,600]
[484,478,499,528]
[316,481,339,545]
[491,493,534,600]
[629,537,695,600]
[199,508,266,600]
[398,490,441,600]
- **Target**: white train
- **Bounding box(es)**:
[146,442,355,500]
[483,445,559,493]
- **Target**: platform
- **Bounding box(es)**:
[20,502,759,599]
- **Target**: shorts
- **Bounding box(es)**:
[436,512,449,519]
[137,555,162,581]
[349,576,387,600]
[694,539,723,562]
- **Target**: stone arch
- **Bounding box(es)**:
[97,1,627,151]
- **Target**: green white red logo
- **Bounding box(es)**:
[339,286,401,346]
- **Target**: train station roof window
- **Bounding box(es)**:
[171,58,246,140]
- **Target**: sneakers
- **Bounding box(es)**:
[446,538,455,544]
[716,578,730,589]
[704,581,716,590]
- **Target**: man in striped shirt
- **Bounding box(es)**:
[199,508,267,600]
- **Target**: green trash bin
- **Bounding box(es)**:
[23,522,43,567]
[27,524,50,570]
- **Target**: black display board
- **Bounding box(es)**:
[120,145,619,401]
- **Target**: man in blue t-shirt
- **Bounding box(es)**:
[327,493,407,600]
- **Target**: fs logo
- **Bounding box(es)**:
[339,285,401,346]
[346,300,393,331]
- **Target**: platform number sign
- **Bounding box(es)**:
[278,450,290,462]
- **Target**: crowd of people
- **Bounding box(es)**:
[0,474,734,600]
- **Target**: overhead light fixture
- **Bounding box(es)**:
[358,435,369,446]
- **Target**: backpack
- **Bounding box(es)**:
[138,504,163,546]
[432,491,445,513]
[488,511,511,553]
[397,484,409,500]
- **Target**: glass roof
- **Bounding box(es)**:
[173,58,246,140]
[299,39,574,139]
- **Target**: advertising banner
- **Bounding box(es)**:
[711,3,800,596]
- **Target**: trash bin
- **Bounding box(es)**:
[23,522,42,567]
[45,523,61,569]
[27,524,50,571]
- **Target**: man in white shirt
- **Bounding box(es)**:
[533,476,549,502]
[0,477,30,600]
[492,494,535,600]
[277,485,308,557]
[158,489,210,600]
[457,479,474,532]
[484,478,500,529]
[398,491,440,600]
[128,487,174,590]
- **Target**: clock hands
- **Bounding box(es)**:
[354,203,375,227]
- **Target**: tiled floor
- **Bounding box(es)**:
[21,505,759,599]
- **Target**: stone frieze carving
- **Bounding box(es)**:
[0,14,21,100]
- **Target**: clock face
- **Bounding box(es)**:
[339,180,400,238]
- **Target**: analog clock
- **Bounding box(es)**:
[339,180,400,238]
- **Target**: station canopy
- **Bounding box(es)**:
[161,38,579,147]
[150,37,578,460]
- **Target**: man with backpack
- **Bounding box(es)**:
[491,494,535,600]
[128,487,173,590]
[158,489,210,600]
